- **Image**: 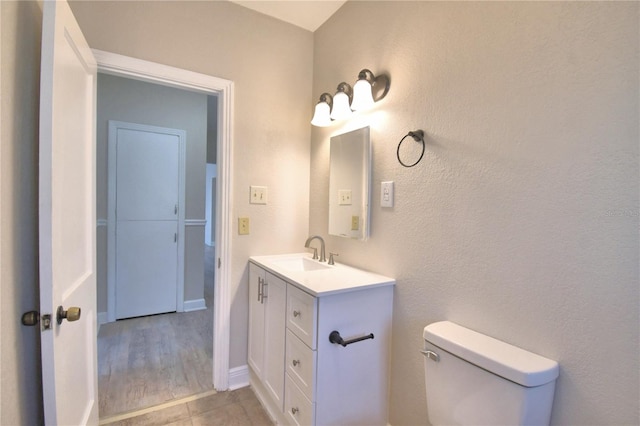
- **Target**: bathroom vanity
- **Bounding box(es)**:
[248,254,395,426]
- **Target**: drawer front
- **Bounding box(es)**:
[287,285,317,349]
[286,329,316,402]
[285,374,315,426]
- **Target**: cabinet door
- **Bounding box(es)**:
[263,272,287,411]
[248,263,266,378]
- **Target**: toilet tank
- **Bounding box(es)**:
[423,321,559,426]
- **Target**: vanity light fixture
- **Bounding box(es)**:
[330,82,353,121]
[310,93,333,127]
[310,68,390,126]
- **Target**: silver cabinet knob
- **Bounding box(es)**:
[293,310,301,317]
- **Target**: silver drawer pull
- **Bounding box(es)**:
[291,407,299,415]
[420,350,440,362]
[293,310,301,317]
[292,359,300,367]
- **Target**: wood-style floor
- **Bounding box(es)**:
[98,245,272,425]
[100,387,272,426]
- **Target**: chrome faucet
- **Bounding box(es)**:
[304,235,326,262]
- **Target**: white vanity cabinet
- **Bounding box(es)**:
[248,255,395,426]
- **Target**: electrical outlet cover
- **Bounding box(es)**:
[238,217,250,235]
[351,215,359,231]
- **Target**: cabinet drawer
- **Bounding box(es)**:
[287,285,317,349]
[286,329,316,402]
[285,374,315,426]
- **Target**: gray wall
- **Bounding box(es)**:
[69,0,314,368]
[0,1,44,424]
[96,73,208,313]
[310,2,639,425]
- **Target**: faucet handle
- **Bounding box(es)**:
[328,252,339,265]
[309,247,318,260]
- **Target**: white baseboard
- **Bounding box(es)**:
[183,298,206,312]
[228,365,249,391]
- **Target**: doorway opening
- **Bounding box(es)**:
[93,50,233,415]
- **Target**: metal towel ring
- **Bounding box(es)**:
[396,130,425,168]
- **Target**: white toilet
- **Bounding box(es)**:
[423,321,559,425]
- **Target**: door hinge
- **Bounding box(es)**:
[218,258,221,269]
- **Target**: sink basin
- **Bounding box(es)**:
[270,257,331,272]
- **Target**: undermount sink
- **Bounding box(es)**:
[269,256,331,272]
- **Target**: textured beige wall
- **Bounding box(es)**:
[69,0,313,367]
[0,1,45,424]
[311,2,638,424]
[95,73,208,312]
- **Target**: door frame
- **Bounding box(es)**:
[107,120,187,320]
[93,49,233,391]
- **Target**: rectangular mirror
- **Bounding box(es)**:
[329,127,371,240]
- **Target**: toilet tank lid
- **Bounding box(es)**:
[424,321,559,387]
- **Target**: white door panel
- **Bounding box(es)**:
[248,264,265,378]
[109,121,184,320]
[263,273,287,409]
[116,221,178,319]
[39,0,98,424]
[116,128,180,220]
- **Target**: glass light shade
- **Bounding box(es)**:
[351,78,375,111]
[311,101,332,127]
[330,91,352,120]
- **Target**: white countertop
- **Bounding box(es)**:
[249,253,395,297]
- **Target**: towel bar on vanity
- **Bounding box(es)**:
[329,330,374,347]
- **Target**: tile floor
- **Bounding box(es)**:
[100,387,273,426]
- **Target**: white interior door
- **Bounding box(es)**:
[39,0,98,424]
[110,123,184,319]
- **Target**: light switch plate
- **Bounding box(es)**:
[339,189,352,205]
[381,181,394,208]
[250,186,267,204]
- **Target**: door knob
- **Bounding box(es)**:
[21,310,40,326]
[56,306,81,325]
[22,310,52,329]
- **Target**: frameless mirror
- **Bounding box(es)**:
[329,127,371,240]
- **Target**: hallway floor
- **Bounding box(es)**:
[97,245,272,425]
